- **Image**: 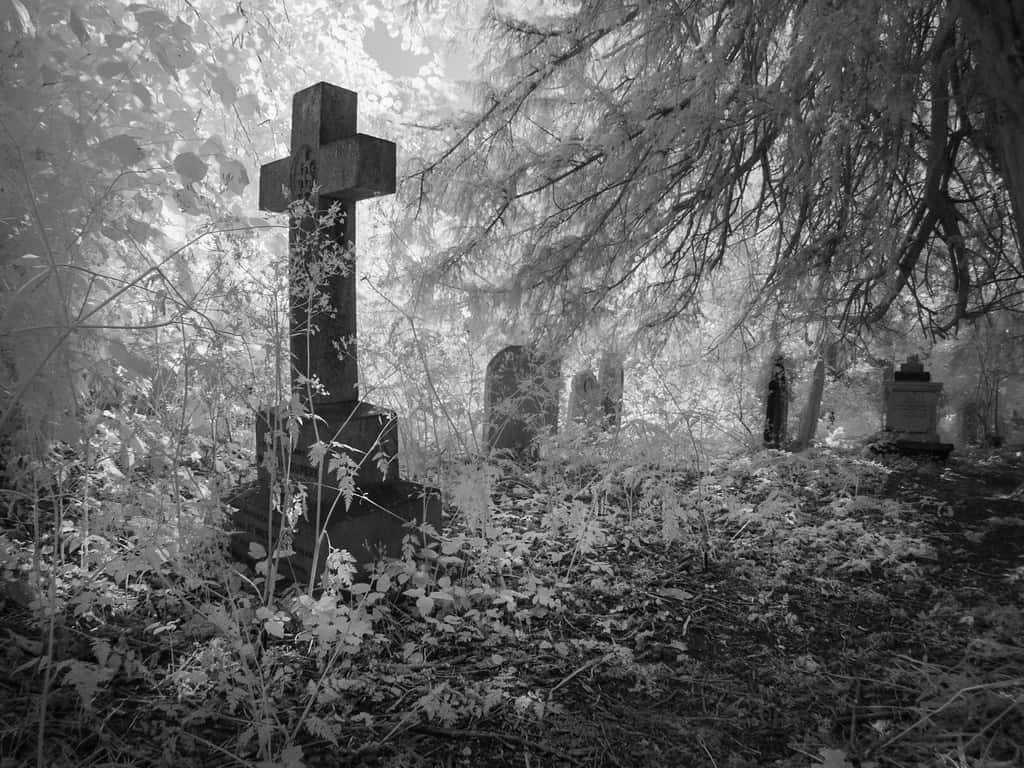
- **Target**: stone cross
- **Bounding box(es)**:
[259,82,396,404]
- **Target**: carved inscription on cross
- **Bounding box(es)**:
[259,82,396,404]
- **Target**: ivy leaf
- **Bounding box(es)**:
[172,187,201,215]
[131,81,152,108]
[236,92,260,118]
[173,152,207,184]
[129,5,170,37]
[154,39,196,74]
[97,59,130,79]
[416,596,435,617]
[219,158,249,195]
[816,748,853,768]
[197,135,225,156]
[247,542,267,560]
[210,70,237,106]
[99,135,144,166]
[126,217,161,243]
[278,745,305,768]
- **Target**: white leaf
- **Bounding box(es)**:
[416,596,434,617]
[10,0,34,34]
[247,541,267,560]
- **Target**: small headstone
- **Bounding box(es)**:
[568,369,602,426]
[883,357,953,458]
[484,345,560,459]
[763,356,788,448]
[228,83,441,589]
[598,352,624,430]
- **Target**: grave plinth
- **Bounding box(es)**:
[254,402,399,490]
[229,480,440,584]
[882,357,953,459]
[228,83,441,589]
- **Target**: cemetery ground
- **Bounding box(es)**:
[1,442,1023,768]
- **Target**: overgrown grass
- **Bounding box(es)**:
[1,430,1022,767]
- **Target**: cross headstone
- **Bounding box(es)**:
[484,345,560,459]
[228,83,441,589]
[259,82,397,404]
[568,369,602,426]
[597,352,624,430]
[763,356,788,448]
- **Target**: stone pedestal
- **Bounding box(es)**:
[882,358,953,459]
[228,477,441,586]
[230,400,442,588]
[255,401,399,489]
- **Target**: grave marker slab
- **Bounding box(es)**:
[568,369,602,426]
[598,352,624,430]
[484,345,560,459]
[228,83,441,589]
[763,356,788,448]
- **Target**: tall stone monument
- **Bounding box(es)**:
[763,356,788,448]
[883,356,953,458]
[228,83,441,589]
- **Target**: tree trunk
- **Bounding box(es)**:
[959,0,1024,266]
[793,356,826,452]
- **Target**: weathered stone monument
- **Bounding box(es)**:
[763,355,788,448]
[484,345,560,459]
[598,352,624,429]
[568,369,602,426]
[229,83,441,588]
[883,356,953,458]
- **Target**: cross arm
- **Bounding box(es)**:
[259,135,397,213]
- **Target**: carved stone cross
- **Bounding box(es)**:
[259,82,396,404]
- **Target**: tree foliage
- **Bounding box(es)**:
[0,0,457,453]
[412,0,1024,341]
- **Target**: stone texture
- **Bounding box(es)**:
[883,357,953,458]
[484,345,560,459]
[598,352,624,429]
[228,83,440,589]
[763,356,788,448]
[568,369,602,426]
